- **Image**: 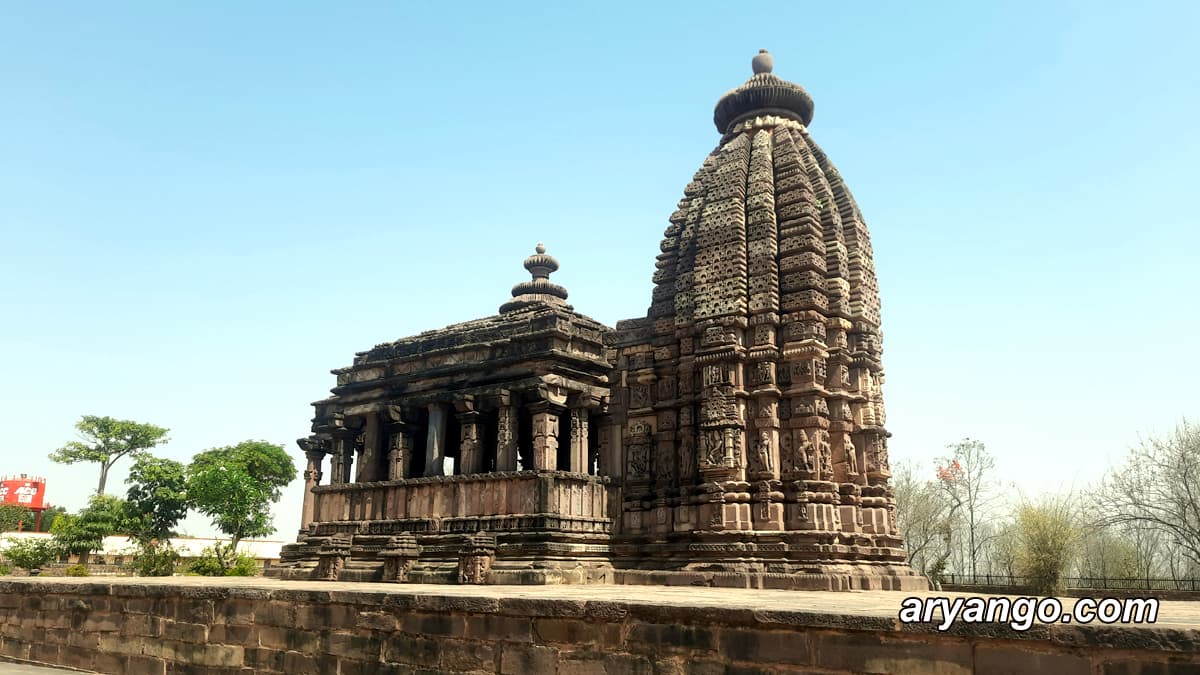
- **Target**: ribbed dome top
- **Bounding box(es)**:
[713,50,815,133]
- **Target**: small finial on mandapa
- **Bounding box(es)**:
[535,242,546,254]
[752,49,774,75]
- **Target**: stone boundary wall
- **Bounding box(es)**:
[0,579,1199,674]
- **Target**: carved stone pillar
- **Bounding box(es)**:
[330,431,355,484]
[496,398,518,472]
[424,402,448,477]
[298,438,326,529]
[357,413,381,483]
[386,420,411,481]
[569,407,589,473]
[457,409,482,475]
[528,401,561,471]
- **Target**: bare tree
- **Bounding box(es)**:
[936,439,1000,578]
[1096,420,1200,567]
[893,460,950,574]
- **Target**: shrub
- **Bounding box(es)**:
[1013,495,1079,596]
[64,564,89,577]
[0,562,11,576]
[130,542,180,577]
[186,544,260,577]
[2,537,58,573]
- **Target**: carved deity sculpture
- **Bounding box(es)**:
[753,430,773,473]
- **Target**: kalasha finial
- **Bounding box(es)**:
[500,242,569,313]
[752,49,773,75]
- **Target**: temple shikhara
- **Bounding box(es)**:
[273,51,927,591]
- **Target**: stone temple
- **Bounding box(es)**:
[273,51,927,591]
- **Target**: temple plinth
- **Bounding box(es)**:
[271,52,925,591]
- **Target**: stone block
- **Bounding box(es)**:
[464,614,533,642]
[974,644,1092,675]
[383,633,440,667]
[259,625,321,653]
[254,600,294,628]
[327,630,383,661]
[125,654,167,675]
[500,643,559,675]
[215,599,257,625]
[533,618,622,647]
[628,623,717,652]
[118,613,162,638]
[162,620,208,644]
[208,622,255,645]
[400,612,466,637]
[719,628,812,665]
[244,647,285,671]
[92,650,126,674]
[296,602,360,630]
[438,637,496,671]
[811,631,971,675]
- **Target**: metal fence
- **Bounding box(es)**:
[941,574,1200,592]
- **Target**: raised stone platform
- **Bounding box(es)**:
[2,577,1199,674]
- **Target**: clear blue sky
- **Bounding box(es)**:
[2,1,1197,538]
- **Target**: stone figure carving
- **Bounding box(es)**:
[815,430,833,478]
[845,439,859,475]
[627,441,650,477]
[702,429,726,466]
[754,430,773,473]
[679,435,696,483]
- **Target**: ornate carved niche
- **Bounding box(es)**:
[702,363,734,388]
[781,428,815,480]
[379,533,422,583]
[678,431,697,485]
[625,420,653,479]
[657,409,676,431]
[630,384,652,409]
[752,324,775,346]
[657,376,677,402]
[314,533,352,581]
[457,531,497,585]
[752,361,775,387]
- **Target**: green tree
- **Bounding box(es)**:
[49,416,170,495]
[0,504,33,533]
[36,505,67,532]
[187,441,295,569]
[50,495,127,564]
[124,455,189,544]
[1013,494,1079,596]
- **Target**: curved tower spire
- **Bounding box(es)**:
[609,51,921,590]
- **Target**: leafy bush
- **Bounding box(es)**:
[2,537,58,573]
[64,564,89,577]
[0,562,11,576]
[130,542,181,577]
[186,544,259,577]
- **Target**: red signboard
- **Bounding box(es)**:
[0,476,46,511]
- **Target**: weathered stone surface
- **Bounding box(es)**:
[1,577,1199,675]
